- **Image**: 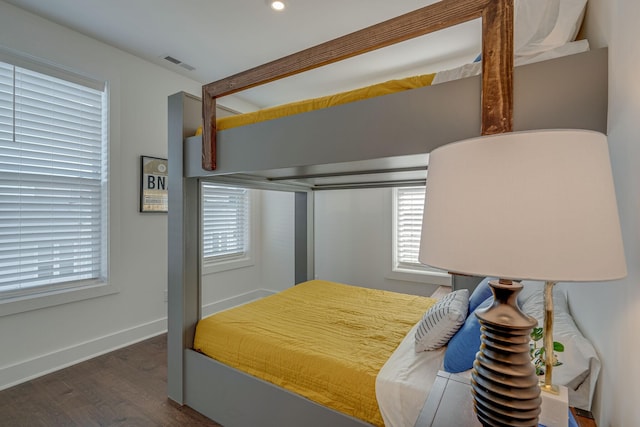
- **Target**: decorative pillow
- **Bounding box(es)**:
[468,277,495,313]
[443,296,493,373]
[414,289,469,352]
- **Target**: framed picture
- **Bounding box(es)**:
[140,156,168,213]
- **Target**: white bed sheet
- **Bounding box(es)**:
[432,39,590,85]
[375,322,449,427]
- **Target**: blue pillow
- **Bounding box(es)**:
[444,296,493,373]
[468,277,495,313]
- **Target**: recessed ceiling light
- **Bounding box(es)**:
[268,0,286,11]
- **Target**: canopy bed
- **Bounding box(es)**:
[168,0,607,425]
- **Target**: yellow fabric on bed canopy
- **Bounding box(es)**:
[193,280,436,426]
[216,73,436,131]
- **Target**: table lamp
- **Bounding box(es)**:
[418,129,627,427]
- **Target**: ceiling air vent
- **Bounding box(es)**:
[163,55,181,64]
[162,55,195,71]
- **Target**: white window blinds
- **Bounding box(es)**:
[202,184,250,260]
[0,59,108,297]
[395,186,426,268]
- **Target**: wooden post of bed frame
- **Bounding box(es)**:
[201,0,513,171]
[202,90,217,170]
[481,0,513,135]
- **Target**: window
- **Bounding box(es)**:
[0,52,108,304]
[201,183,253,273]
[395,186,427,269]
[391,186,450,284]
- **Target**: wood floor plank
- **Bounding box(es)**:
[0,334,220,427]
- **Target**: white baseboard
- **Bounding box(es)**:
[0,289,276,392]
[0,317,167,391]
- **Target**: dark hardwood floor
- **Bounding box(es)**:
[0,334,221,427]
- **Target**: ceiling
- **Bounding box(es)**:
[3,0,481,110]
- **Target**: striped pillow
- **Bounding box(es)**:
[415,289,469,352]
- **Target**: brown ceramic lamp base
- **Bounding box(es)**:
[471,279,541,427]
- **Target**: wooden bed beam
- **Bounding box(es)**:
[202,0,512,170]
[204,0,491,98]
[481,0,513,135]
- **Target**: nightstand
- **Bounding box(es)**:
[414,371,597,427]
[414,371,480,427]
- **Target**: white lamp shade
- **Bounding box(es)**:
[419,129,627,282]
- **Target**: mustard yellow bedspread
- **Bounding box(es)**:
[193,280,436,426]
[216,73,435,131]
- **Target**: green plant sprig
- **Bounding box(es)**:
[530,327,565,376]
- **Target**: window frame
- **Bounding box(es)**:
[201,183,256,275]
[0,47,113,316]
[389,186,451,286]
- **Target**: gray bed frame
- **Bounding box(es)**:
[167,47,607,427]
[167,2,607,425]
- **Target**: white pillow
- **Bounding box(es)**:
[414,289,469,352]
[520,281,601,411]
[515,0,587,57]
